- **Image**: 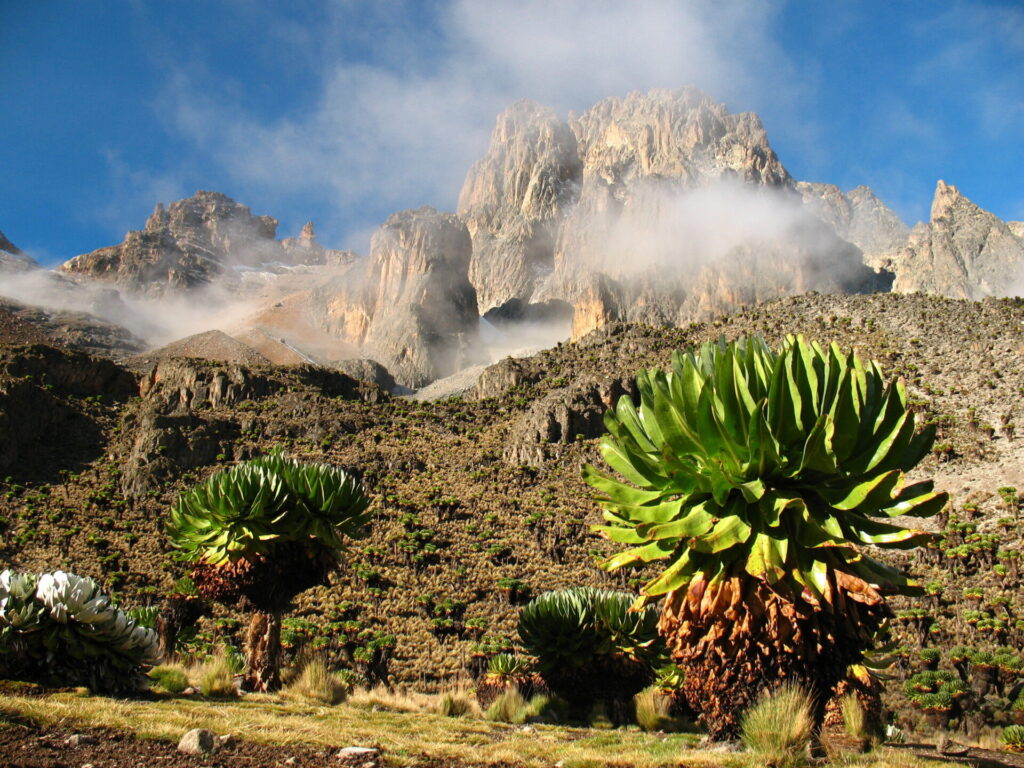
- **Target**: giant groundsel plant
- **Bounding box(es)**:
[166,451,371,691]
[585,335,946,738]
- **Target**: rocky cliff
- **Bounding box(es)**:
[888,181,1024,299]
[58,192,347,294]
[323,207,479,388]
[797,182,909,268]
[459,88,882,338]
[458,100,581,314]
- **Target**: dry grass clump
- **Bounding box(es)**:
[196,652,238,699]
[284,658,348,705]
[485,688,529,723]
[740,682,814,768]
[841,693,868,741]
[483,689,561,724]
[436,689,478,718]
[348,685,435,714]
[634,686,676,732]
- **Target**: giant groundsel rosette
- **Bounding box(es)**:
[586,335,946,604]
[0,569,160,694]
[167,450,371,568]
[584,335,947,738]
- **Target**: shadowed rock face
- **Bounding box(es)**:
[888,181,1024,299]
[58,192,345,294]
[324,207,479,388]
[459,88,881,339]
[797,183,910,269]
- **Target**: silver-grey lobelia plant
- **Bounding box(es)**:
[0,569,161,694]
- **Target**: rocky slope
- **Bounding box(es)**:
[2,292,1023,687]
[0,231,39,273]
[886,180,1024,299]
[0,298,145,360]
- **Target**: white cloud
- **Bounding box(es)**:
[153,0,805,251]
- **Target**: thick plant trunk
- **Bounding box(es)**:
[660,573,888,741]
[243,610,282,692]
[155,615,178,663]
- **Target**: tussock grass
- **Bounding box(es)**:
[348,684,434,713]
[841,693,869,742]
[196,652,238,699]
[147,665,189,695]
[283,658,347,705]
[437,689,477,718]
[634,686,674,732]
[485,689,529,723]
[740,682,813,768]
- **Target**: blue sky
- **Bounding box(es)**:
[1,1,1022,266]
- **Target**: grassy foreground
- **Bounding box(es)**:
[0,688,938,768]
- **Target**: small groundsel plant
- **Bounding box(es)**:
[1002,725,1024,753]
[518,587,665,714]
[740,683,814,768]
[0,569,160,694]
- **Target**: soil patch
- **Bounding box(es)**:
[0,718,523,768]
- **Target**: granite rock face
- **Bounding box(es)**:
[324,207,479,388]
[888,181,1024,299]
[797,183,910,268]
[58,192,346,294]
[459,88,882,339]
[458,100,581,314]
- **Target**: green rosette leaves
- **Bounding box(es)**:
[166,450,371,566]
[586,335,946,604]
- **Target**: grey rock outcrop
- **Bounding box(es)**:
[324,207,479,388]
[797,183,910,268]
[503,377,637,467]
[58,192,344,294]
[458,100,581,313]
[888,181,1024,299]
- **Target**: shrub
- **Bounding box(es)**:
[148,665,189,695]
[0,569,160,695]
[740,683,813,768]
[285,657,347,705]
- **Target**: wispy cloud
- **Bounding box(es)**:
[147,0,805,251]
